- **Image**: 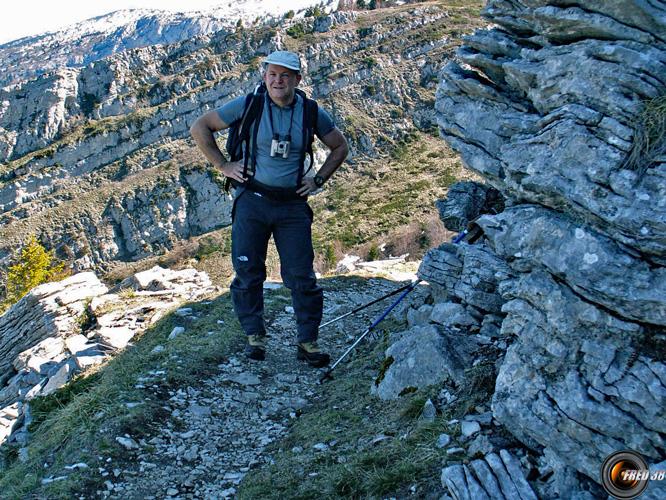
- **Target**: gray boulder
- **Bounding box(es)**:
[435,181,504,232]
[371,325,473,400]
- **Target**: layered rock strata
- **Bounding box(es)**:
[428,0,665,491]
[0,266,216,446]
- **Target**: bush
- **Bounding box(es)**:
[1,235,66,312]
[286,23,307,39]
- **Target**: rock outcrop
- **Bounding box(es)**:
[0,266,216,446]
[426,0,665,494]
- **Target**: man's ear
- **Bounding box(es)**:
[296,73,302,85]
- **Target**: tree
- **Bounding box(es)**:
[285,10,295,19]
[2,235,66,310]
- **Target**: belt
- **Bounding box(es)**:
[244,178,306,202]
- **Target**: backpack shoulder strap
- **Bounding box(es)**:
[295,89,319,187]
[223,84,265,192]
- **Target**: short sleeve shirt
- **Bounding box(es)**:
[217,93,335,188]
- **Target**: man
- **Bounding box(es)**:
[190,50,348,367]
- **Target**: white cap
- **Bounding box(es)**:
[263,50,301,73]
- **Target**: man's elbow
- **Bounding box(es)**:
[338,138,350,158]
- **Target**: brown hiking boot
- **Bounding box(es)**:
[297,341,330,368]
[245,335,266,361]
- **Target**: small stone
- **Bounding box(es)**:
[166,488,179,496]
[467,434,495,456]
[372,434,392,445]
[151,345,165,354]
[168,327,185,340]
[421,398,437,422]
[227,372,261,386]
[446,447,465,455]
[313,442,329,452]
[115,436,139,449]
[292,446,303,453]
[461,420,481,438]
[285,306,295,314]
[437,433,451,448]
[41,476,67,485]
[64,462,89,470]
[175,308,193,317]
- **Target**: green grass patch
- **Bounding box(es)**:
[0,292,242,499]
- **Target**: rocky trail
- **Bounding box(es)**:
[101,275,412,499]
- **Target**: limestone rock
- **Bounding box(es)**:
[442,450,537,500]
[0,272,107,386]
[434,0,666,491]
[419,242,511,314]
[436,181,504,232]
[492,269,665,480]
[371,325,474,400]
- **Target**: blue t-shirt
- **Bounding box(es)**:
[217,92,335,188]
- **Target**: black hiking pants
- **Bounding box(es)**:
[230,189,323,343]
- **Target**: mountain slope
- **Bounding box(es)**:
[0,0,338,88]
[0,1,485,293]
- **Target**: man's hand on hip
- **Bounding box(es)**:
[220,161,247,183]
[297,177,319,196]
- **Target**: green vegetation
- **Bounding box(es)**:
[0,235,66,313]
[304,5,324,17]
[286,23,309,39]
[0,294,241,498]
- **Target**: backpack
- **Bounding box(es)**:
[224,82,320,191]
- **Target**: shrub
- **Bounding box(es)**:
[1,235,66,312]
[286,23,307,39]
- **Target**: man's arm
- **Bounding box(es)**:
[297,128,349,196]
[189,110,247,183]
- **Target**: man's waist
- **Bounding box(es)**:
[242,178,305,202]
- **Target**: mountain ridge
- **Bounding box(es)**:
[0,0,339,88]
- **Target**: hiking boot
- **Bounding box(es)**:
[297,341,330,368]
[245,335,266,361]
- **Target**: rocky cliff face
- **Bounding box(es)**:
[0,1,340,88]
[0,266,216,447]
[0,3,483,281]
[426,0,665,493]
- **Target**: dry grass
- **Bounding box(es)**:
[623,95,666,176]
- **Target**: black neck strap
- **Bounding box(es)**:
[267,94,296,141]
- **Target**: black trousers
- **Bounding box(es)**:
[230,190,323,343]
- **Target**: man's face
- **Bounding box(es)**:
[264,64,301,102]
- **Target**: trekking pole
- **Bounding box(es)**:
[319,281,416,329]
[319,279,422,383]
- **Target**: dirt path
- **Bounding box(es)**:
[105,276,411,499]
